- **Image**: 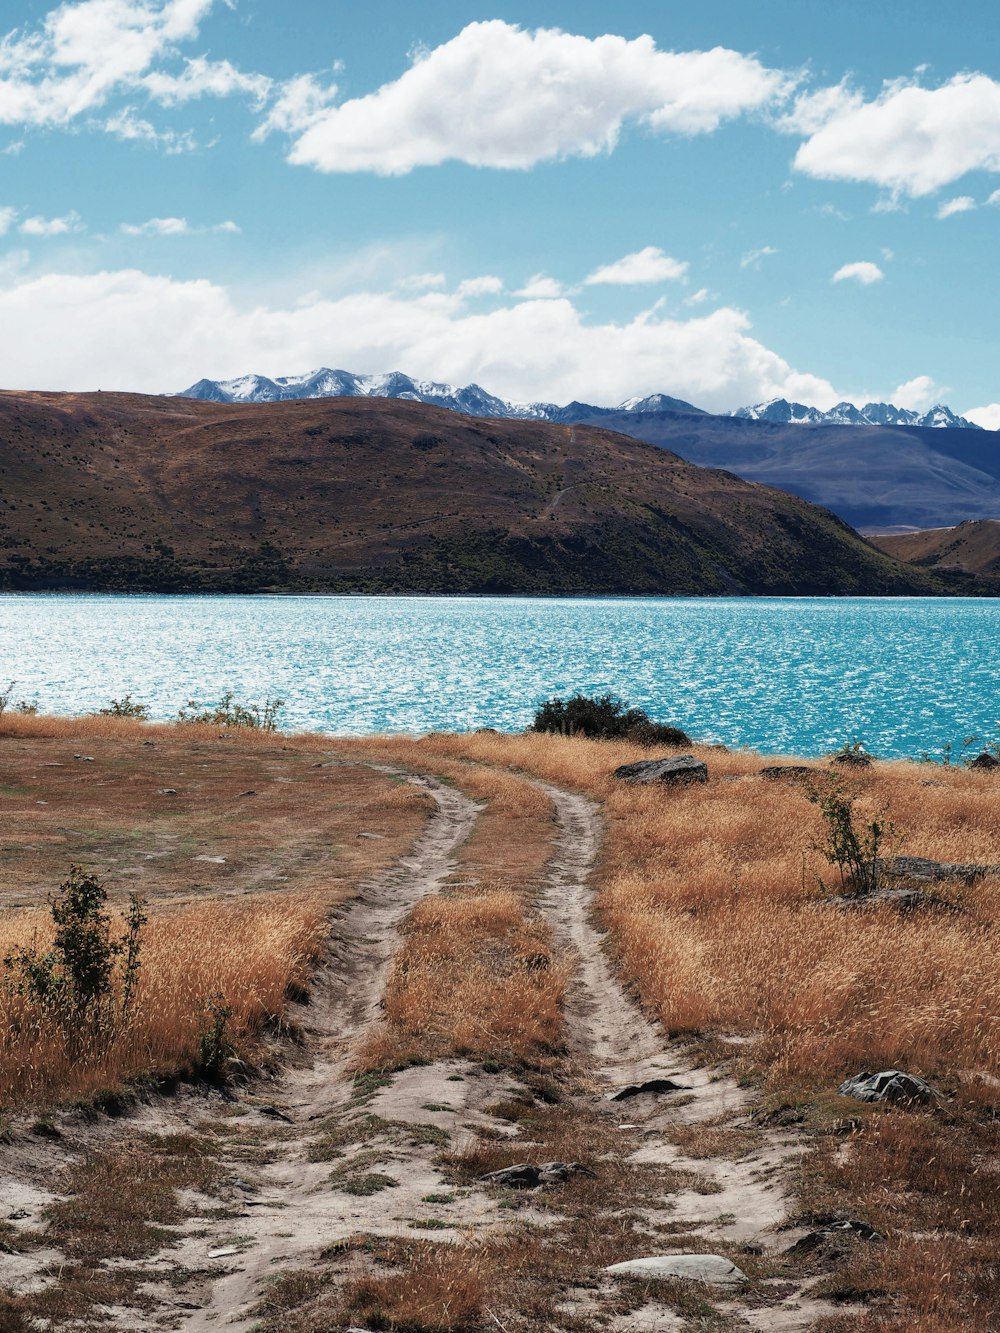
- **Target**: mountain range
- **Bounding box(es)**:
[0,390,942,597]
[179,369,1000,532]
[181,369,983,432]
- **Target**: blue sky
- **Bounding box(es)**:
[1,0,999,421]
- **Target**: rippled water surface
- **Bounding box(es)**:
[1,594,997,758]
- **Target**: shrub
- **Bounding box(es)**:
[3,867,146,1057]
[97,694,150,720]
[0,682,38,717]
[807,776,897,897]
[531,692,690,745]
[829,740,875,768]
[177,690,284,731]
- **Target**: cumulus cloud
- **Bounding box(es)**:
[20,211,82,236]
[0,0,269,142]
[964,403,1000,431]
[793,73,1000,197]
[0,265,840,413]
[740,246,778,270]
[988,188,1000,206]
[584,246,687,286]
[457,275,504,298]
[269,21,794,174]
[936,195,976,218]
[515,274,564,299]
[892,375,945,411]
[832,261,884,285]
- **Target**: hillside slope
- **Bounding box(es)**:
[560,407,1000,532]
[873,520,1000,589]
[0,391,936,595]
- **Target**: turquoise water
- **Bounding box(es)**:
[0,594,997,759]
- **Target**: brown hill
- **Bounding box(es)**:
[0,390,936,595]
[873,520,1000,589]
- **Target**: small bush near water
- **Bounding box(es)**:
[177,690,284,731]
[531,692,690,747]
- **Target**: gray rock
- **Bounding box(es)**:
[879,856,1000,885]
[606,1077,690,1102]
[760,765,816,783]
[479,1161,594,1189]
[785,1218,882,1254]
[605,1255,747,1286]
[837,1070,938,1106]
[614,756,708,786]
[969,752,999,771]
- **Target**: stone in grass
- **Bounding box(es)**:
[614,756,708,786]
[605,1255,747,1287]
[759,765,816,783]
[479,1161,595,1189]
[837,1070,938,1106]
[969,752,999,771]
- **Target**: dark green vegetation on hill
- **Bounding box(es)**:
[0,390,943,595]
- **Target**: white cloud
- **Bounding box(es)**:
[122,215,189,236]
[740,245,778,270]
[0,206,16,235]
[457,275,504,298]
[684,287,712,306]
[395,271,447,292]
[988,188,1000,206]
[964,403,1000,431]
[793,73,1000,198]
[831,261,884,285]
[515,274,564,299]
[121,215,240,236]
[936,195,976,219]
[271,21,794,174]
[103,107,198,152]
[252,73,339,140]
[0,265,840,414]
[892,375,945,411]
[19,211,82,236]
[142,56,271,106]
[584,246,688,286]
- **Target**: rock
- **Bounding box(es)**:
[831,749,873,768]
[606,1077,690,1102]
[479,1161,594,1189]
[838,1070,938,1106]
[238,790,257,797]
[879,856,1000,885]
[785,1218,882,1254]
[969,751,1000,771]
[157,788,177,796]
[257,1104,295,1123]
[614,756,708,786]
[760,765,816,783]
[207,1246,241,1259]
[605,1255,747,1287]
[356,832,386,840]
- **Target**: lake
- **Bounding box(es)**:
[0,594,996,759]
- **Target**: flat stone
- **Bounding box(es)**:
[605,1255,747,1287]
[614,756,708,786]
[479,1161,594,1189]
[759,765,816,783]
[879,856,1000,885]
[838,1070,938,1106]
[157,788,177,796]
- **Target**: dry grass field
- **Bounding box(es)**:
[2,715,998,1331]
[0,713,431,1106]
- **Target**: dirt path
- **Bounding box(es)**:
[166,771,482,1330]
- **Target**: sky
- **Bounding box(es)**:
[1,0,999,422]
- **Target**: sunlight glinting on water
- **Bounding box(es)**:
[1,594,997,759]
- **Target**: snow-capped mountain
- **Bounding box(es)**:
[732,398,983,430]
[178,369,703,422]
[179,370,985,432]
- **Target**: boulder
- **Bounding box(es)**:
[614,756,708,786]
[831,749,873,768]
[837,1070,938,1106]
[760,765,816,783]
[606,1077,690,1102]
[605,1255,747,1287]
[969,751,999,771]
[785,1218,882,1254]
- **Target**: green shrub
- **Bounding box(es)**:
[3,867,146,1056]
[531,692,690,746]
[807,776,897,897]
[177,690,284,731]
[97,694,150,720]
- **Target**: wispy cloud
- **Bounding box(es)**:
[740,246,778,270]
[832,260,884,285]
[121,216,241,236]
[936,195,977,219]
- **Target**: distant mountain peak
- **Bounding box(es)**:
[732,398,982,430]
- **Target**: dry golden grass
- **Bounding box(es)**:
[349,755,567,1072]
[0,716,432,1108]
[354,731,1000,1087]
